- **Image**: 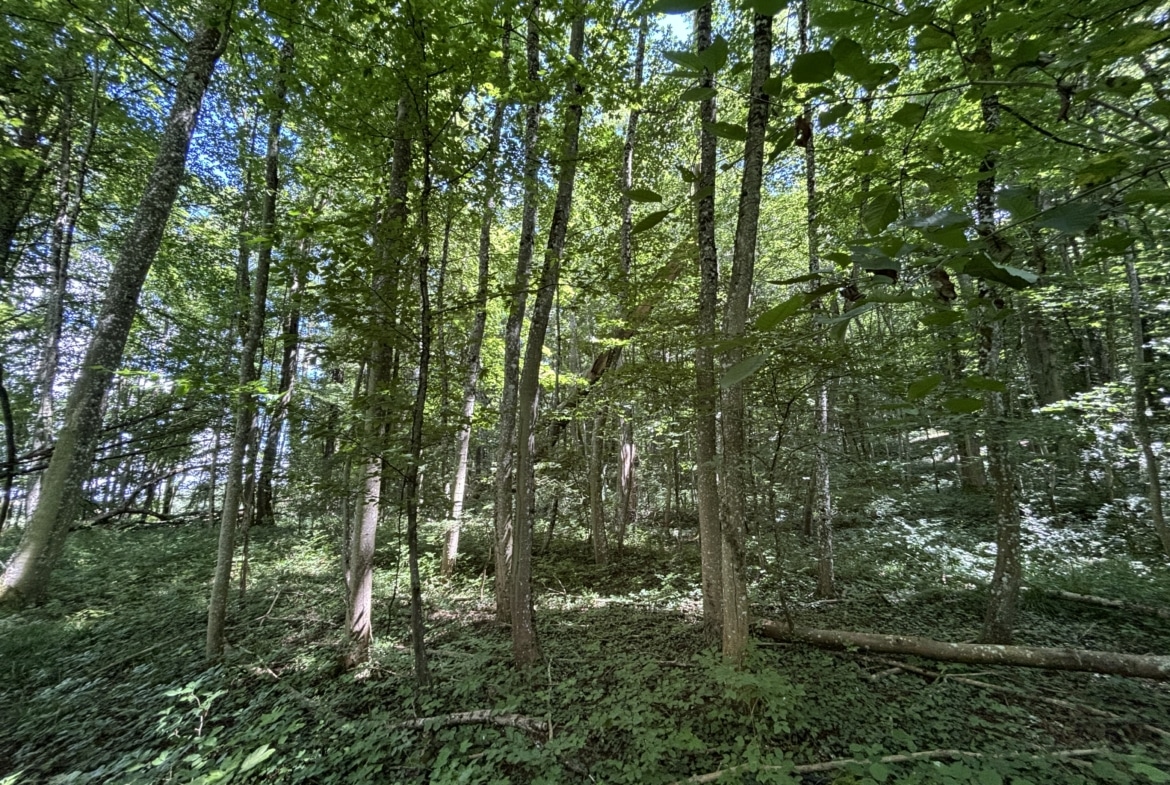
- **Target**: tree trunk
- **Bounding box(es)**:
[513,13,585,668]
[759,622,1170,681]
[346,96,411,665]
[589,411,608,565]
[694,3,722,646]
[1123,251,1169,554]
[494,3,540,622]
[443,25,510,578]
[720,10,772,663]
[0,7,229,610]
[800,0,834,599]
[207,40,289,658]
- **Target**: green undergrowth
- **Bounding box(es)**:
[2,493,1170,784]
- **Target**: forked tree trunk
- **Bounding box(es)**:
[494,3,541,622]
[513,13,585,668]
[207,40,289,658]
[443,25,510,578]
[346,97,411,665]
[0,7,229,610]
[720,10,772,663]
[693,3,722,645]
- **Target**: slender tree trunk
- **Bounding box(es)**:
[513,13,585,668]
[694,3,723,645]
[1123,252,1169,554]
[404,139,434,687]
[719,11,772,662]
[799,0,835,599]
[970,16,1022,644]
[443,26,511,578]
[346,97,411,665]
[255,263,300,527]
[207,40,289,658]
[589,410,609,565]
[494,3,540,622]
[0,7,229,610]
[0,365,16,532]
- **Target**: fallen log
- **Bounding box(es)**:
[395,710,548,737]
[1041,589,1170,621]
[757,620,1170,680]
[672,747,1107,784]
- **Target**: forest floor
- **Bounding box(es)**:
[3,487,1170,784]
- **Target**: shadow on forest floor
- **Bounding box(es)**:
[2,491,1170,783]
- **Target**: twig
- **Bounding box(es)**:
[394,710,549,738]
[673,747,1109,784]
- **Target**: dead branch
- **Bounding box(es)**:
[758,621,1170,680]
[1042,589,1170,621]
[866,656,1170,740]
[395,710,549,737]
[673,747,1108,784]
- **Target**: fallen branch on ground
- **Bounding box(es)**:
[395,710,549,737]
[757,620,1170,680]
[1041,589,1170,621]
[866,656,1170,740]
[673,747,1108,784]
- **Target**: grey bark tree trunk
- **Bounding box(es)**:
[494,3,540,623]
[694,3,723,645]
[0,7,229,610]
[720,11,772,662]
[346,96,411,665]
[589,410,609,565]
[513,13,585,668]
[443,25,510,578]
[1123,251,1169,554]
[207,40,289,658]
[799,0,834,600]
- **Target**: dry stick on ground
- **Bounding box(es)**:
[757,621,1170,680]
[866,655,1170,741]
[1041,588,1170,621]
[673,748,1109,785]
[395,710,549,737]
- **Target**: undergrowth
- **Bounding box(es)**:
[2,487,1170,784]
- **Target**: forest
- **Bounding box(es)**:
[2,0,1170,780]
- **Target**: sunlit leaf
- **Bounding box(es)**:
[721,354,768,387]
[633,210,671,233]
[755,293,809,331]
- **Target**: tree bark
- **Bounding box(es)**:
[513,13,585,668]
[720,10,772,662]
[207,39,289,658]
[759,622,1170,680]
[494,2,540,622]
[443,24,510,578]
[0,6,229,610]
[589,411,609,565]
[693,3,722,646]
[346,96,411,665]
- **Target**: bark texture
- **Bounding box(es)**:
[0,8,229,609]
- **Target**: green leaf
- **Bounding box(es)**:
[721,354,768,388]
[749,0,785,14]
[891,102,927,127]
[676,165,697,183]
[1130,761,1170,782]
[938,129,992,157]
[862,189,899,235]
[762,75,787,97]
[870,761,892,782]
[915,26,953,51]
[647,0,707,13]
[769,272,822,285]
[755,293,809,331]
[976,768,1003,785]
[703,121,748,141]
[997,186,1037,220]
[944,397,984,414]
[697,35,729,73]
[819,103,852,127]
[920,310,962,327]
[689,185,715,202]
[626,188,662,203]
[240,744,276,773]
[844,130,885,150]
[908,374,943,400]
[1124,188,1170,207]
[963,376,1007,392]
[663,51,706,70]
[792,51,836,84]
[680,86,718,101]
[1035,201,1099,233]
[633,210,671,233]
[831,38,870,81]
